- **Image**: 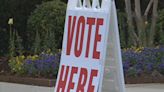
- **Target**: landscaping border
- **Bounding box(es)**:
[125,76,164,84]
[0,75,56,87]
[0,75,164,87]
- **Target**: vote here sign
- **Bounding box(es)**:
[54,7,110,92]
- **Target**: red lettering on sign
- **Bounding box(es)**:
[93,18,103,59]
[66,16,104,59]
[67,67,78,92]
[56,65,98,91]
[87,69,98,92]
[66,16,77,55]
[57,65,70,92]
[75,16,85,57]
[85,18,96,58]
[77,68,88,92]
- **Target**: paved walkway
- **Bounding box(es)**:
[0,82,164,92]
[126,84,164,92]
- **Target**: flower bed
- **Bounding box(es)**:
[122,46,164,83]
[0,52,60,87]
[0,47,164,86]
[8,52,61,78]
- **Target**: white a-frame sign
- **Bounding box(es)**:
[54,0,125,92]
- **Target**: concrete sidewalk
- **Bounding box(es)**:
[126,84,164,92]
[0,82,164,92]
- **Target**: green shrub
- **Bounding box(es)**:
[27,0,66,53]
[9,29,24,57]
[15,31,24,55]
[8,56,26,75]
[33,30,41,54]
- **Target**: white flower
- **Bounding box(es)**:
[8,18,13,25]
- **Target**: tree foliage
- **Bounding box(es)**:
[0,0,164,56]
[27,0,66,53]
[156,9,164,45]
[0,0,52,55]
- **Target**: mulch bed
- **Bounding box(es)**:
[0,75,56,87]
[0,57,9,72]
[125,71,164,84]
[125,76,164,84]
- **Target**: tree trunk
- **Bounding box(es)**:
[148,0,158,46]
[144,0,154,20]
[124,0,159,47]
[134,0,146,46]
[125,0,138,46]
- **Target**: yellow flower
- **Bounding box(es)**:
[31,56,35,61]
[17,61,21,65]
[34,55,39,58]
[46,49,51,54]
[16,56,19,62]
[20,55,25,60]
[27,55,32,59]
[31,55,39,61]
[134,47,144,53]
